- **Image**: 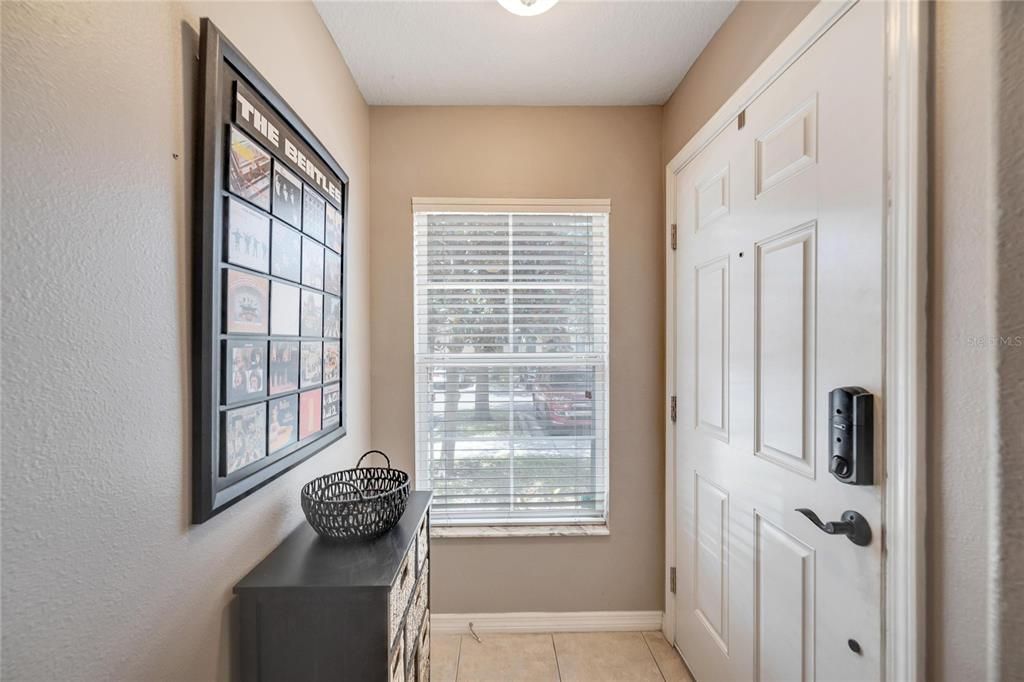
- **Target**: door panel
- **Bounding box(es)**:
[755,96,818,198]
[754,223,816,477]
[754,513,815,682]
[696,166,731,231]
[696,257,729,440]
[674,3,885,680]
[694,474,730,652]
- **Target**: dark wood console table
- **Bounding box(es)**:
[235,491,431,681]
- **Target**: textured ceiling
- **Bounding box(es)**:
[314,1,738,106]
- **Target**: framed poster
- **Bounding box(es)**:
[268,394,298,454]
[223,339,267,404]
[272,162,302,227]
[299,341,322,388]
[227,127,271,210]
[223,402,267,474]
[268,340,300,395]
[224,270,269,334]
[225,197,270,273]
[323,341,340,383]
[301,238,324,290]
[324,251,341,296]
[269,281,300,336]
[300,289,323,338]
[270,220,302,283]
[324,295,341,339]
[299,388,323,440]
[193,19,348,523]
[302,187,326,242]
[322,383,341,429]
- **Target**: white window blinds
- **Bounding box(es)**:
[413,200,610,525]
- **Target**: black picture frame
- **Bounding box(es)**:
[193,19,348,523]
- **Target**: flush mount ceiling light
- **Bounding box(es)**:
[497,0,559,17]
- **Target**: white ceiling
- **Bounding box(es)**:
[314,1,738,106]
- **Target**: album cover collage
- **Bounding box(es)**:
[221,125,344,477]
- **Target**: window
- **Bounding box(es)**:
[413,198,610,526]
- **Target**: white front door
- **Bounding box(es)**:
[673,3,885,680]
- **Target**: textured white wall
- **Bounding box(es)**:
[928,2,999,679]
[0,3,370,680]
[993,3,1024,675]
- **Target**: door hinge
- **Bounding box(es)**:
[670,396,677,423]
[738,109,746,130]
[670,566,677,594]
[670,223,677,250]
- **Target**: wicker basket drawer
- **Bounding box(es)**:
[405,628,417,682]
[416,611,430,682]
[389,634,405,682]
[389,549,415,646]
[416,514,429,573]
[405,564,429,655]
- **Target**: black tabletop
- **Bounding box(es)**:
[234,491,431,591]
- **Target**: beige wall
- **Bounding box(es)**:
[928,2,998,679]
[364,0,815,618]
[660,0,815,164]
[929,2,1024,678]
[993,3,1024,675]
[1,2,370,679]
[369,106,664,612]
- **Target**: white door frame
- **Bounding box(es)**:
[662,1,928,679]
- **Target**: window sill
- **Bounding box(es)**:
[430,524,610,539]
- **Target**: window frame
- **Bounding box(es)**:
[411,197,611,529]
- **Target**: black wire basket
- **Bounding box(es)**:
[301,450,411,541]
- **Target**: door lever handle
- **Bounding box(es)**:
[795,508,872,546]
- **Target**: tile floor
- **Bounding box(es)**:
[431,631,694,682]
